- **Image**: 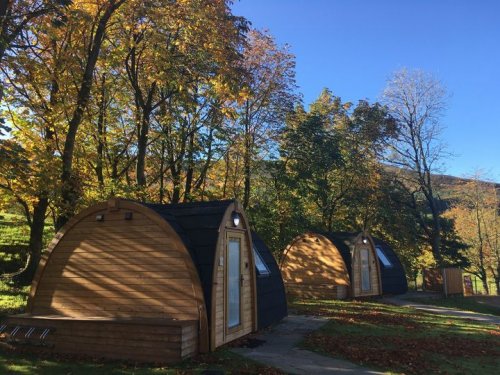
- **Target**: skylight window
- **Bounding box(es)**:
[375,246,393,268]
[253,245,270,276]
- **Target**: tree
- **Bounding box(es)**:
[56,0,126,229]
[233,29,297,209]
[281,90,395,231]
[0,0,69,130]
[446,175,500,294]
[382,68,449,264]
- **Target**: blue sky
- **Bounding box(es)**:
[232,0,500,181]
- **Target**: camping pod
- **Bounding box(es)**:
[328,232,383,298]
[281,232,383,299]
[251,232,287,329]
[1,199,265,363]
[280,233,351,299]
[372,237,408,295]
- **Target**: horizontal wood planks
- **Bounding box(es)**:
[281,233,350,300]
[31,206,200,321]
[4,315,198,363]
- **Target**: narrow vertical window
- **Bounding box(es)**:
[227,238,241,328]
[360,248,371,292]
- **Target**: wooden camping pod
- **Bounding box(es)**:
[281,232,383,299]
[1,199,264,362]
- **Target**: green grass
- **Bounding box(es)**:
[0,211,55,274]
[291,299,500,375]
[0,213,30,247]
[0,281,29,320]
[406,295,500,317]
[0,347,282,375]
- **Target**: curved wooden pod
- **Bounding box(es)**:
[280,233,351,299]
[5,199,262,361]
[24,199,209,358]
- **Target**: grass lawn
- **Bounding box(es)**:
[405,295,500,317]
[0,281,29,320]
[291,299,500,375]
[0,347,283,375]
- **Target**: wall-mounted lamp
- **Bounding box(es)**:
[124,212,133,220]
[231,211,240,227]
[362,236,368,244]
[95,214,104,221]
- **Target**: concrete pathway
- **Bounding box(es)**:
[231,315,383,375]
[383,296,500,325]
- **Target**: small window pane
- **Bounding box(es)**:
[253,245,270,276]
[376,246,393,268]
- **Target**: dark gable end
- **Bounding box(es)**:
[251,232,287,329]
[323,232,355,280]
[143,200,234,323]
[372,237,408,295]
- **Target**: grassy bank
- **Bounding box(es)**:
[406,295,500,317]
[292,299,500,375]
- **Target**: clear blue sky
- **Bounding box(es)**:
[232,0,500,181]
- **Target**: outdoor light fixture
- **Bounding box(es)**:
[124,212,133,220]
[231,211,240,227]
[95,214,104,221]
[362,236,368,244]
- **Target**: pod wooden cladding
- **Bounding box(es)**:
[281,233,351,299]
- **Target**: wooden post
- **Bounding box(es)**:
[442,268,448,297]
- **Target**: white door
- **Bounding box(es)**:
[360,248,371,292]
[227,238,241,329]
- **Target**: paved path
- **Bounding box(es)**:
[383,296,500,325]
[231,315,383,375]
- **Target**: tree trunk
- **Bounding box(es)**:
[136,112,150,189]
[243,132,252,209]
[95,74,107,190]
[184,132,195,202]
[57,0,125,230]
[480,276,490,295]
[171,167,181,204]
[222,151,230,198]
[13,197,49,285]
[428,194,442,265]
[159,140,166,204]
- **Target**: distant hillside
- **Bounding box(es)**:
[432,173,500,190]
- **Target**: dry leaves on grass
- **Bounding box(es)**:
[295,304,422,329]
[305,332,500,375]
